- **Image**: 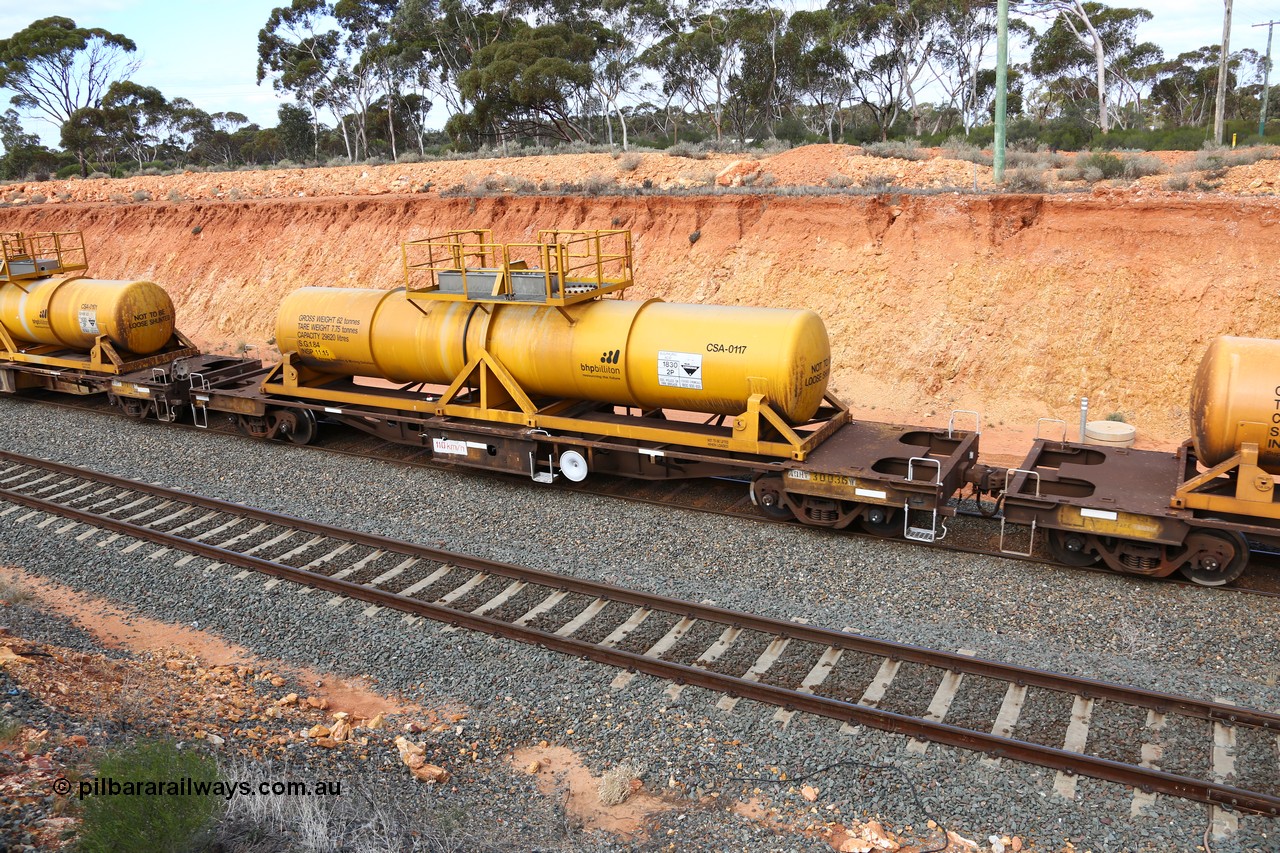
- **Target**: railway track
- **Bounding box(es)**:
[1,449,1277,821]
[10,391,1280,598]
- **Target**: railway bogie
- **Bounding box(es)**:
[999,439,1274,585]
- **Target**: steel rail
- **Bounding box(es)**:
[1,449,1276,734]
[1,454,1279,815]
[1,481,1278,815]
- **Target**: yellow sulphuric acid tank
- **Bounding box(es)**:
[0,275,176,355]
[1190,335,1280,472]
[275,288,832,423]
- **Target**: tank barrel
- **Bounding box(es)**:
[0,276,176,356]
[274,287,832,423]
[1190,336,1280,472]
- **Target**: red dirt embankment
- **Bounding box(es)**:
[4,191,1280,458]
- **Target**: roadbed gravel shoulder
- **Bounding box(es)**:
[2,397,1278,851]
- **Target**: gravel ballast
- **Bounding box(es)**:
[1,396,1278,851]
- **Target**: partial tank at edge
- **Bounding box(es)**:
[1190,335,1280,472]
[0,276,176,355]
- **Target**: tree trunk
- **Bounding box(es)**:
[387,97,397,162]
[1093,37,1109,133]
[310,102,321,161]
[615,103,628,151]
[339,116,352,161]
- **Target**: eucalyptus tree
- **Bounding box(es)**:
[451,20,601,144]
[1021,1,1154,134]
[1148,45,1262,128]
[333,0,398,159]
[642,0,770,142]
[828,0,948,140]
[582,0,672,149]
[929,0,1000,133]
[390,0,515,145]
[725,4,793,141]
[0,109,54,178]
[101,80,171,169]
[258,0,355,158]
[785,9,853,141]
[0,16,139,128]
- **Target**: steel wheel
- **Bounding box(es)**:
[859,505,901,539]
[1179,529,1249,587]
[1047,529,1101,567]
[274,408,317,445]
[750,475,793,520]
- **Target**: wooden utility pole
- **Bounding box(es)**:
[1214,0,1233,144]
[1257,21,1279,138]
[994,0,1009,184]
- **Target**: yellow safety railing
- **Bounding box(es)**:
[402,228,633,305]
[0,231,89,282]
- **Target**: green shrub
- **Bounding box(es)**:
[1004,168,1047,193]
[78,740,222,853]
[582,173,614,195]
[942,138,992,165]
[56,164,81,179]
[665,141,707,159]
[862,139,928,161]
[1008,149,1068,169]
[1122,155,1164,178]
[1078,152,1125,179]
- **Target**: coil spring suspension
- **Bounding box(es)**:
[807,506,839,523]
[1120,553,1161,571]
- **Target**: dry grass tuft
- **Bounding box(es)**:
[598,762,640,806]
[0,577,34,607]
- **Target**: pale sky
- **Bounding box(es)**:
[3,0,1279,145]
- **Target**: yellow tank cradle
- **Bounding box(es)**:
[0,231,88,282]
[401,229,633,308]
